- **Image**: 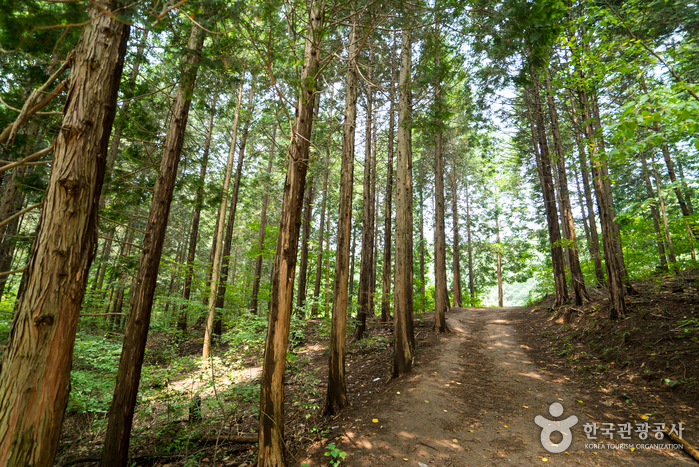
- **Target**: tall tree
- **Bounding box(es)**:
[543,66,589,305]
[101,22,206,467]
[450,154,462,308]
[393,26,415,377]
[178,94,217,333]
[381,43,396,323]
[202,82,244,360]
[257,0,324,463]
[354,50,375,341]
[250,124,277,313]
[325,15,357,415]
[432,18,449,332]
[0,3,129,465]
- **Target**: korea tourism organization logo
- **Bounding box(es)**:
[534,402,685,453]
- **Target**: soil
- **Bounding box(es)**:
[296,307,697,466]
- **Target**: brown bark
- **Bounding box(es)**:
[640,152,669,269]
[393,27,415,378]
[381,52,396,323]
[527,80,568,307]
[544,67,589,305]
[355,65,375,342]
[257,1,323,463]
[433,23,449,332]
[450,155,462,308]
[0,4,129,465]
[465,174,475,306]
[495,208,503,307]
[589,91,634,294]
[418,187,425,312]
[203,83,244,360]
[579,89,627,318]
[217,84,255,316]
[296,175,314,312]
[568,89,605,283]
[324,17,357,415]
[311,144,330,316]
[650,156,678,268]
[101,23,205,467]
[178,95,216,333]
[250,125,277,314]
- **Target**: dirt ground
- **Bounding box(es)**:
[296,307,697,466]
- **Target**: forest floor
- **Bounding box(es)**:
[55,269,699,466]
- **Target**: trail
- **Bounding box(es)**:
[330,307,695,466]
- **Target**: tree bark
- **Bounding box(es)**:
[450,155,462,308]
[0,4,129,465]
[178,95,216,333]
[216,83,255,318]
[433,22,449,332]
[650,155,678,268]
[202,83,244,359]
[250,125,277,314]
[544,67,589,305]
[296,174,314,312]
[355,64,375,342]
[101,23,204,467]
[579,89,627,318]
[311,144,330,316]
[568,89,605,283]
[465,174,475,306]
[381,48,396,323]
[257,1,323,464]
[639,152,669,270]
[527,80,568,307]
[495,207,503,307]
[324,17,357,415]
[393,27,415,378]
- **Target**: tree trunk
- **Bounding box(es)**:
[640,152,669,270]
[311,144,330,315]
[418,186,425,312]
[324,18,357,415]
[465,174,475,306]
[381,51,396,323]
[450,156,462,308]
[433,22,449,332]
[527,79,568,307]
[101,23,204,467]
[393,27,415,378]
[257,1,323,463]
[296,175,314,312]
[495,208,503,307]
[216,83,255,319]
[650,155,678,268]
[0,4,129,465]
[250,125,277,314]
[202,83,244,359]
[568,89,604,283]
[178,95,216,333]
[589,91,633,293]
[355,65,375,342]
[544,67,588,305]
[579,88,627,318]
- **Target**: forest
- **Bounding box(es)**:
[0,0,697,465]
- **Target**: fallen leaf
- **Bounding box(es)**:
[452,439,458,442]
[403,458,408,461]
[640,415,648,420]
[630,447,635,452]
[372,419,379,423]
[444,410,448,412]
[557,398,563,401]
[577,400,583,403]
[504,425,508,428]
[396,391,400,394]
[425,400,429,403]
[542,458,548,462]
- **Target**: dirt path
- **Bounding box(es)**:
[303,307,696,466]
